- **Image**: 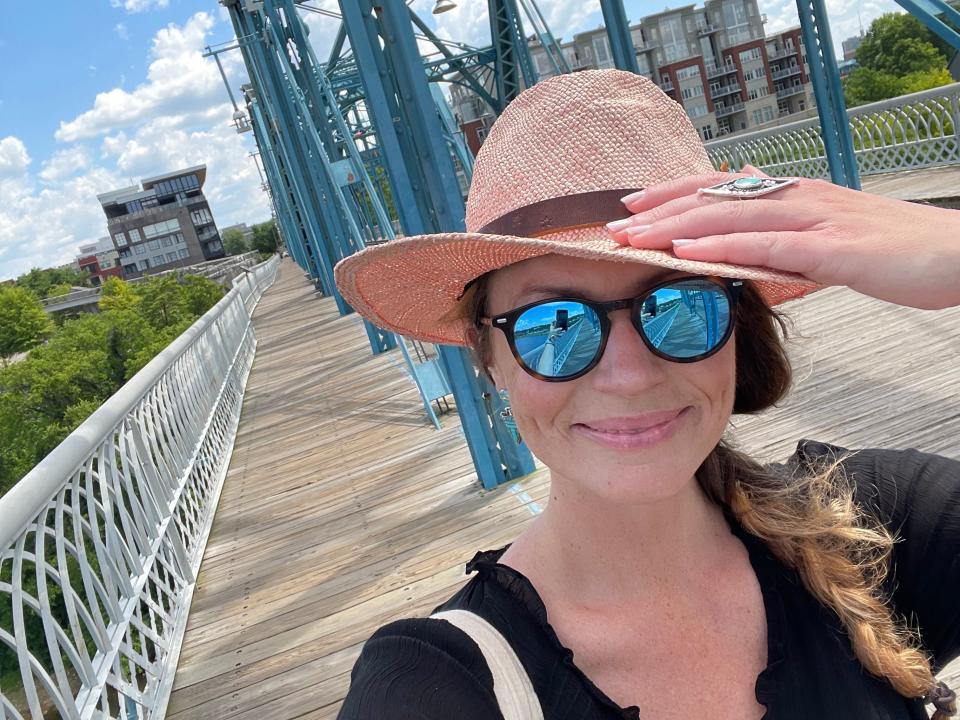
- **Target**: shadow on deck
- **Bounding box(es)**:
[167,258,960,718]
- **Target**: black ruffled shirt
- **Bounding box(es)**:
[337,441,960,719]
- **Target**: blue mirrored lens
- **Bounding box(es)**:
[637,280,731,359]
[513,301,602,377]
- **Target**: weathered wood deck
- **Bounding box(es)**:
[167,255,960,719]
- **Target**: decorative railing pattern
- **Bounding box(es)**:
[0,255,280,720]
[706,83,960,179]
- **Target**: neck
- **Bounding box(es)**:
[517,470,735,606]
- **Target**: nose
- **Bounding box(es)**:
[588,309,669,394]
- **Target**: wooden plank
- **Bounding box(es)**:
[169,232,960,718]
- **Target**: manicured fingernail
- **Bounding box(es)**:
[606,218,634,232]
[672,239,696,247]
[621,190,645,204]
[625,224,651,236]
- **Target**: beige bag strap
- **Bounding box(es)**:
[432,609,545,720]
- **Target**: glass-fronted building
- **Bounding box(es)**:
[97,165,225,279]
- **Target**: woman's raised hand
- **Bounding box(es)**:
[606,164,960,310]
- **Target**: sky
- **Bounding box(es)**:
[0,0,904,280]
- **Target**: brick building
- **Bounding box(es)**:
[450,0,815,150]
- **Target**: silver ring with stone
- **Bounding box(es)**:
[697,176,799,199]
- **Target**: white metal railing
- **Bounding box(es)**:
[706,83,960,179]
[0,255,280,720]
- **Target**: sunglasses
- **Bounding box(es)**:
[481,276,743,381]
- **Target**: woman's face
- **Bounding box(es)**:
[484,254,736,505]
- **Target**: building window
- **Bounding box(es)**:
[660,16,687,62]
[143,218,181,239]
[161,236,173,247]
[592,36,612,66]
[138,259,151,271]
[476,126,487,143]
[135,244,147,255]
[676,65,701,80]
[128,228,142,243]
[681,85,704,99]
[763,105,775,122]
[167,252,180,263]
[114,232,127,247]
[190,208,213,226]
[701,125,714,140]
[119,248,132,259]
[147,239,160,251]
[687,104,709,118]
[739,47,761,64]
[178,248,190,260]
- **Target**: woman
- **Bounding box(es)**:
[333,70,960,719]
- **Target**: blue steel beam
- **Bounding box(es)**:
[228,8,344,297]
[488,0,539,107]
[339,0,535,488]
[516,0,571,75]
[600,0,641,73]
[893,0,960,50]
[795,0,861,188]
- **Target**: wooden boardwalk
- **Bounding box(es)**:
[167,257,960,718]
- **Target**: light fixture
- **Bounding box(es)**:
[433,0,456,14]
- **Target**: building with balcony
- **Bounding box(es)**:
[451,0,815,148]
[97,165,225,280]
[75,237,123,287]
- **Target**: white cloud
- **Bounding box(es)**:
[0,137,31,177]
[111,0,170,13]
[0,13,268,280]
[38,146,93,183]
[56,12,246,142]
[115,22,130,41]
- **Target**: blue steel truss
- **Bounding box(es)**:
[338,0,535,488]
[221,0,954,489]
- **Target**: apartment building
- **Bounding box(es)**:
[75,237,122,286]
[97,165,225,280]
[450,0,815,150]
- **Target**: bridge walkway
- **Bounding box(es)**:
[165,259,550,719]
[168,257,960,719]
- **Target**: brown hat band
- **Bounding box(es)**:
[476,188,641,238]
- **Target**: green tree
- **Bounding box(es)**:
[222,228,248,256]
[133,275,189,330]
[0,286,54,364]
[251,220,279,254]
[855,12,951,74]
[16,266,90,299]
[843,67,906,106]
[47,283,74,298]
[899,67,954,95]
[180,275,225,317]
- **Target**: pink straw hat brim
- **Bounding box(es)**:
[334,226,820,347]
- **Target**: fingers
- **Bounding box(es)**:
[615,198,813,247]
[622,171,730,213]
[669,231,824,277]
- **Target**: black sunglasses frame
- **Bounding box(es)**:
[482,275,743,382]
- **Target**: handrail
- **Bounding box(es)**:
[705,83,960,178]
[0,254,280,719]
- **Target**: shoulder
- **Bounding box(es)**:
[777,438,960,668]
[779,438,960,529]
[337,615,503,720]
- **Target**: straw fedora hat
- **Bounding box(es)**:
[334,69,818,346]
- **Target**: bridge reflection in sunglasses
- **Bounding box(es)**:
[512,285,731,377]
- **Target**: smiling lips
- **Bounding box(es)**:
[571,408,689,449]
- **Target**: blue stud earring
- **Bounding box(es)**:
[498,389,522,445]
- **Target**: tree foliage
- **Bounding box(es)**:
[844,12,955,106]
[251,220,279,254]
[0,286,54,363]
[222,228,249,256]
[15,266,91,299]
[855,13,951,75]
[0,274,225,497]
